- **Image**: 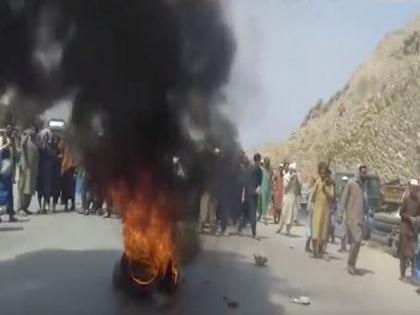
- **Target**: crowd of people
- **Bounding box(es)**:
[0,124,113,222]
[2,128,419,280]
[198,152,303,239]
[198,152,420,278]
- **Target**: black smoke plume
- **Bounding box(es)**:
[0,0,239,219]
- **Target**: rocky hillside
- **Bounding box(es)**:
[260,17,420,182]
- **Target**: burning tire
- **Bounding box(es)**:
[113,253,179,297]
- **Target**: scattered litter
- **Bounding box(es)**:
[227,300,239,309]
[254,255,268,266]
[289,246,294,249]
[223,296,239,309]
[290,296,311,306]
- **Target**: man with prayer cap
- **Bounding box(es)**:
[398,178,420,280]
[277,162,300,235]
[337,164,368,275]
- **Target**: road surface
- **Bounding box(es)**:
[0,206,419,315]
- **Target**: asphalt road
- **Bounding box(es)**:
[1,204,420,315]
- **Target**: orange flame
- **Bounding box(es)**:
[110,176,178,286]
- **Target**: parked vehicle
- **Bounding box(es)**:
[368,179,408,251]
[370,210,401,255]
[380,179,406,212]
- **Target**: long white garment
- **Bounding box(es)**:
[306,191,314,238]
[280,174,299,226]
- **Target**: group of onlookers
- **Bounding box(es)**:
[298,161,420,279]
[306,163,369,275]
[197,152,401,277]
[198,152,302,239]
[308,163,420,279]
[0,124,112,221]
[0,125,77,220]
[3,127,417,280]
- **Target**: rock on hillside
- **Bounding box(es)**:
[260,17,420,182]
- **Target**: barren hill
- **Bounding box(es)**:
[260,17,420,182]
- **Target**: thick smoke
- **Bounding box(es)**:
[0,0,239,218]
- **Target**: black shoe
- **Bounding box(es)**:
[23,209,33,215]
[9,216,18,222]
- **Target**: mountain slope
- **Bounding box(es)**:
[260,17,420,182]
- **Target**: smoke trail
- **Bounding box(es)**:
[0,0,238,217]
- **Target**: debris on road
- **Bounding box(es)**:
[223,296,239,309]
[254,255,268,266]
[290,296,311,306]
[227,300,239,309]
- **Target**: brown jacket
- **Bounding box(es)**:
[399,193,420,258]
[338,178,365,243]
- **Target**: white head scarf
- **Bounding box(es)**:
[409,179,419,187]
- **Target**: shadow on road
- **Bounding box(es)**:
[356,268,375,276]
[0,226,24,232]
[0,248,287,315]
[277,233,301,239]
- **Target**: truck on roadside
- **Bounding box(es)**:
[370,179,407,255]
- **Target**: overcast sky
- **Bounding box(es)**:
[225,0,420,149]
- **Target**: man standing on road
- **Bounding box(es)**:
[398,179,420,281]
[18,128,39,215]
[311,162,335,258]
[272,163,284,224]
[277,162,300,236]
[238,153,262,239]
[337,164,368,275]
